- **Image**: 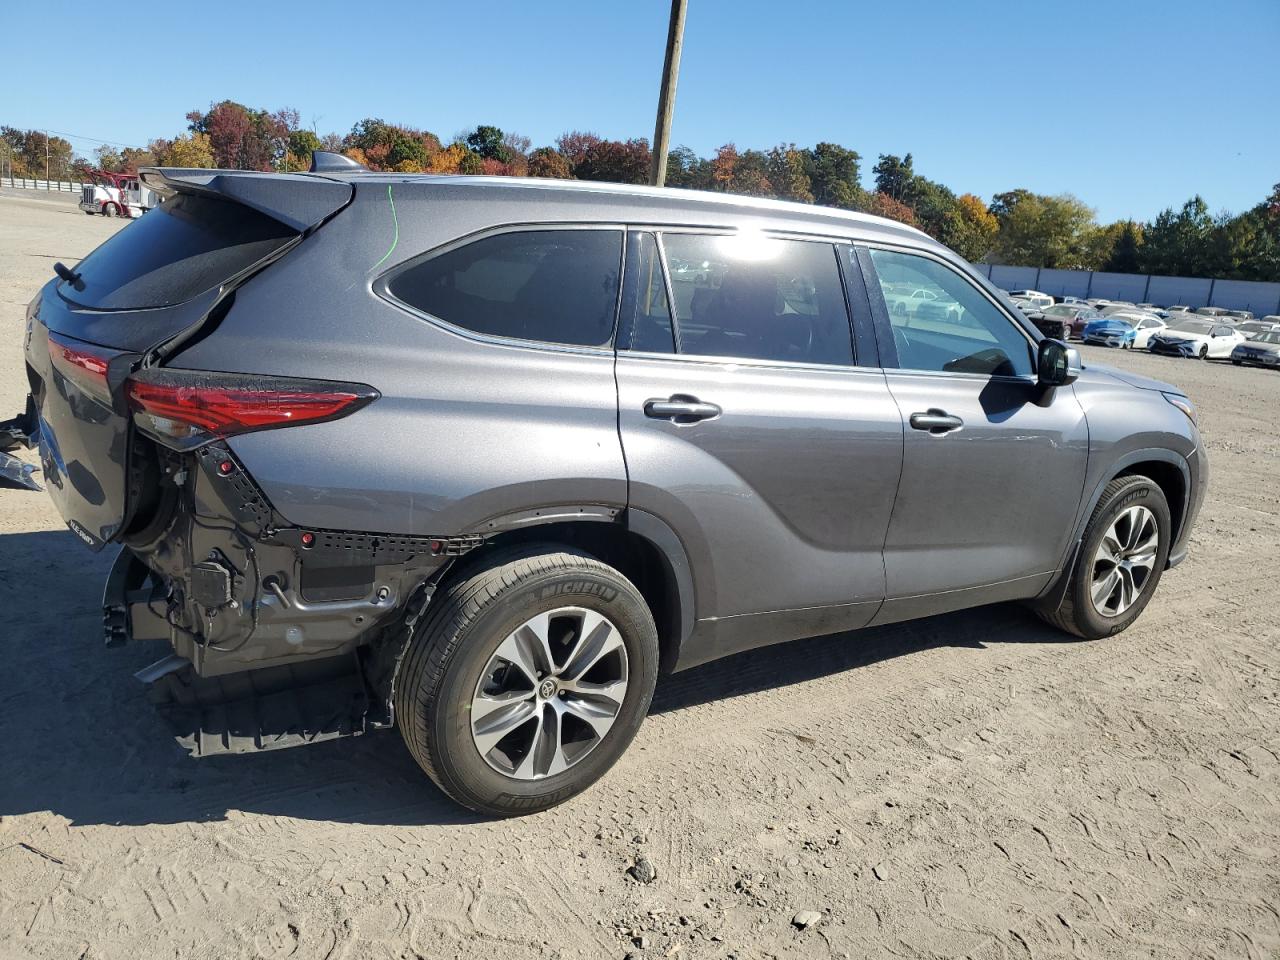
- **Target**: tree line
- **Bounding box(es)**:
[3,102,1278,283]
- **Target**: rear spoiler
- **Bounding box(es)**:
[137,167,355,233]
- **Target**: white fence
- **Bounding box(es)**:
[1,177,89,193]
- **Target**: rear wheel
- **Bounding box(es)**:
[395,547,659,816]
[1198,345,1208,359]
[1037,476,1171,640]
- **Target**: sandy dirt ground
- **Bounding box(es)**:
[0,192,1277,960]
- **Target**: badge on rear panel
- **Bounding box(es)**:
[67,519,104,550]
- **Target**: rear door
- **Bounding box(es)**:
[853,244,1089,620]
[615,229,903,649]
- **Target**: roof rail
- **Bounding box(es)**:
[310,151,366,174]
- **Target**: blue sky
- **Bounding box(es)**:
[7,0,1277,222]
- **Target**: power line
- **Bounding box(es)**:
[24,127,147,150]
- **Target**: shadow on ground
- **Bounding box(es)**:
[0,529,1070,829]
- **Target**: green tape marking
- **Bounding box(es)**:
[371,184,398,270]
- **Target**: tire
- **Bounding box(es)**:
[395,546,659,816]
[1037,475,1171,640]
[1232,359,1242,366]
[1198,345,1208,359]
[102,204,116,218]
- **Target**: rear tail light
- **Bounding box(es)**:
[126,368,378,448]
[48,332,120,405]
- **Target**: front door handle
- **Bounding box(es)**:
[909,409,964,434]
[644,395,721,424]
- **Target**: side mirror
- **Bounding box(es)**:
[1038,339,1081,386]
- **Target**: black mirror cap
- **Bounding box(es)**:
[1038,339,1081,386]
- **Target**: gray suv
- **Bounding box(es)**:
[5,154,1207,815]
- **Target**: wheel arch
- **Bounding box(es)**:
[436,511,695,675]
[1034,448,1190,615]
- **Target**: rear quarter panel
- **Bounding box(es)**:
[170,182,627,535]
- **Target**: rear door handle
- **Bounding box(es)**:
[909,409,964,434]
[644,395,721,424]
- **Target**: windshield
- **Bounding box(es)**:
[1253,332,1280,345]
[1169,320,1212,334]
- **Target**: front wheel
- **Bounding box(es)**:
[395,547,659,816]
[102,204,116,218]
[1232,359,1242,366]
[1037,475,1171,640]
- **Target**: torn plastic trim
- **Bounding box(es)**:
[0,451,40,491]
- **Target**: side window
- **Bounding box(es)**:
[623,232,676,353]
[659,233,853,366]
[388,229,622,347]
[867,248,1034,377]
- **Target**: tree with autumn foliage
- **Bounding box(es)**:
[528,147,571,180]
[860,192,920,228]
[574,138,650,185]
[942,194,999,262]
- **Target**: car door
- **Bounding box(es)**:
[615,230,903,657]
[852,244,1090,623]
[1210,325,1239,357]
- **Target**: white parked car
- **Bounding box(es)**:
[1235,319,1280,339]
[1107,311,1168,349]
[1148,318,1247,359]
[1007,289,1053,310]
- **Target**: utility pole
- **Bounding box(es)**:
[648,0,687,187]
[45,130,50,183]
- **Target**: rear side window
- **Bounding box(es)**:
[657,233,853,366]
[64,193,297,310]
[389,229,623,347]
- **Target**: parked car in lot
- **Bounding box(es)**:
[1224,309,1255,322]
[1037,302,1102,339]
[1194,306,1231,318]
[1007,289,1054,310]
[2,155,1208,815]
[1082,316,1137,348]
[1231,330,1280,367]
[1235,319,1280,339]
[1148,318,1247,359]
[1107,311,1168,349]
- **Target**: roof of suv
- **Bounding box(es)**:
[143,166,936,251]
[344,171,931,235]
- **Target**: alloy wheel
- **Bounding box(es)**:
[470,607,629,780]
[1090,505,1159,617]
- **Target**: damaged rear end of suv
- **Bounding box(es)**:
[9,160,469,754]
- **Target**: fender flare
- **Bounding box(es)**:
[625,508,697,671]
[1036,446,1191,610]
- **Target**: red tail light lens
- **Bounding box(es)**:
[48,332,119,404]
[126,368,378,448]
